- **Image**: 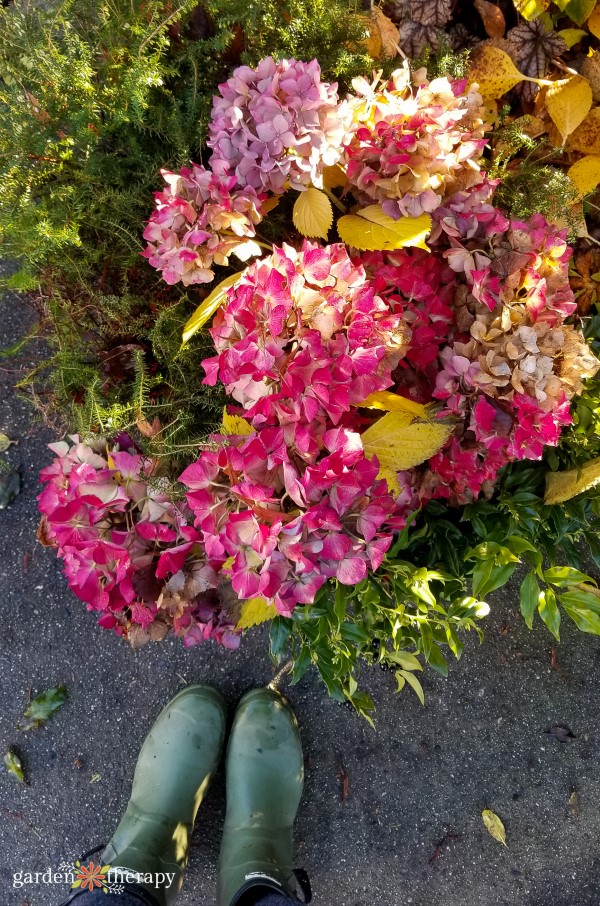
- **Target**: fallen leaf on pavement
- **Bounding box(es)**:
[547,724,576,743]
[4,751,25,783]
[568,790,580,817]
[17,685,68,731]
[482,809,507,846]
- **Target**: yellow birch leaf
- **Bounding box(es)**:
[353,390,432,420]
[589,5,600,37]
[558,27,587,47]
[568,154,600,199]
[182,271,244,344]
[364,8,400,59]
[567,107,600,154]
[337,205,431,252]
[544,456,600,504]
[482,809,508,846]
[236,597,276,630]
[513,0,550,20]
[293,187,333,239]
[468,46,530,101]
[545,76,593,143]
[361,413,453,483]
[221,407,254,436]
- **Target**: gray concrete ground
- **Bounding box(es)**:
[1,284,600,906]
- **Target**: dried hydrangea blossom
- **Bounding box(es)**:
[208,57,351,194]
[342,66,486,218]
[142,164,265,286]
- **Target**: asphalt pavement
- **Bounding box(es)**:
[1,281,600,906]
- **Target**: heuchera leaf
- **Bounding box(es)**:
[337,205,431,252]
[544,455,600,503]
[292,187,333,240]
[512,0,550,20]
[17,685,68,731]
[4,750,25,783]
[182,271,245,344]
[545,76,593,143]
[361,412,453,493]
[221,407,254,436]
[482,809,508,846]
[353,390,433,420]
[236,597,276,630]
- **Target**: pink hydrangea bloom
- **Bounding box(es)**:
[142,163,265,286]
[180,424,402,617]
[208,57,350,194]
[38,434,240,649]
[202,241,411,435]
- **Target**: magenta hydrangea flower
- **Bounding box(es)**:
[180,424,401,616]
[142,163,265,286]
[201,241,411,436]
[38,435,240,649]
[343,67,486,218]
[208,57,350,194]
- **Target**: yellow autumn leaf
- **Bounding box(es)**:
[221,407,254,436]
[590,5,600,37]
[323,164,348,190]
[568,154,600,199]
[545,76,593,144]
[236,597,276,630]
[513,0,550,20]
[568,107,600,154]
[337,205,431,252]
[293,187,333,239]
[469,46,531,101]
[363,7,400,60]
[482,809,507,846]
[545,456,600,504]
[361,412,453,493]
[182,271,244,344]
[353,390,433,420]
[558,27,587,47]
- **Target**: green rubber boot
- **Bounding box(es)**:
[217,688,307,906]
[101,684,227,906]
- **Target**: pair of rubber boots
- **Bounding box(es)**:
[73,687,306,906]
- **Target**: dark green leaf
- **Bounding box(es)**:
[269,618,291,658]
[520,571,541,630]
[425,641,448,676]
[561,601,600,635]
[559,588,600,614]
[339,622,370,646]
[544,566,596,588]
[17,685,68,731]
[538,588,561,641]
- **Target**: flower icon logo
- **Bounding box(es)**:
[72,860,111,893]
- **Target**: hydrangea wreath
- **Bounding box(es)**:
[38,58,600,714]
